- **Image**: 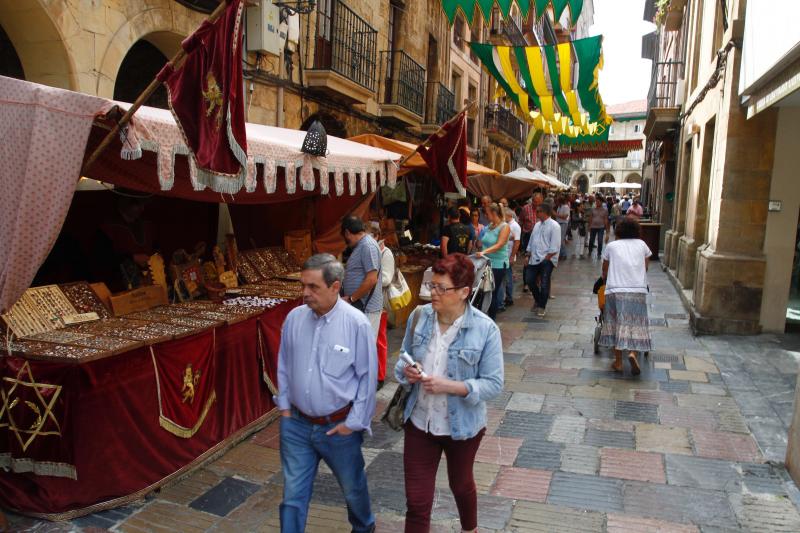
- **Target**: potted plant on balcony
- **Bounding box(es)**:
[654,0,684,31]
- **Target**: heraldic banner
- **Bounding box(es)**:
[150,330,216,438]
[0,357,77,479]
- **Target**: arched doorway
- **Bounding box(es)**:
[0,24,24,80]
[114,39,171,109]
[597,173,615,196]
[573,174,589,194]
[624,172,643,194]
[301,112,347,139]
[502,155,511,175]
[0,3,73,88]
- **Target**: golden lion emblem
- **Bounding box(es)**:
[202,71,223,130]
[181,364,201,404]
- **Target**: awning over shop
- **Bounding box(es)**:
[468,167,567,199]
[559,139,643,159]
[591,181,642,189]
[347,133,498,194]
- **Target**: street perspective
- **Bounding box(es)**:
[3,0,800,531]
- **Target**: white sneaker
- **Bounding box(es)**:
[537,308,547,318]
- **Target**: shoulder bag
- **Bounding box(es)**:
[381,307,421,431]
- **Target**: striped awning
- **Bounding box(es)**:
[559,139,644,159]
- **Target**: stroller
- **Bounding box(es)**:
[593,277,650,359]
[418,254,494,313]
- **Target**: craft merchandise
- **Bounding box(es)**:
[223,296,286,308]
[59,282,111,318]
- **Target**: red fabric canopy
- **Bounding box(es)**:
[560,139,643,160]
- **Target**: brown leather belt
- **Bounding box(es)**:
[293,403,352,425]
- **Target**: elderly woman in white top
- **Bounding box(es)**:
[369,222,395,388]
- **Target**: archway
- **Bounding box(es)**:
[624,173,642,184]
[301,112,347,139]
[573,174,589,194]
[0,2,74,88]
[114,40,170,109]
[0,24,24,80]
[597,173,615,196]
[493,151,502,173]
[502,154,511,175]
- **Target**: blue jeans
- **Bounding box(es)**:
[525,260,554,310]
[504,266,514,302]
[279,413,374,533]
[488,267,506,319]
[589,228,605,257]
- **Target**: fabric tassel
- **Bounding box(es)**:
[348,171,357,196]
[359,172,368,194]
[285,161,297,194]
[300,155,315,191]
[335,169,344,196]
[264,159,277,193]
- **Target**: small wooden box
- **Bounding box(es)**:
[110,285,168,317]
[284,230,312,265]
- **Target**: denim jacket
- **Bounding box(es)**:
[393,303,504,440]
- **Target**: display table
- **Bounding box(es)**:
[0,299,299,520]
[639,222,662,261]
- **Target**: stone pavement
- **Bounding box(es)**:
[8,256,800,532]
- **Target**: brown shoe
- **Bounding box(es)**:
[628,354,641,376]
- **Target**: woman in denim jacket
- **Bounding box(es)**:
[394,253,504,533]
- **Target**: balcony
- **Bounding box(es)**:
[489,12,528,46]
[305,0,377,104]
[378,50,425,126]
[422,82,456,134]
[485,103,525,148]
[644,60,684,140]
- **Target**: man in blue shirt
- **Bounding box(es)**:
[525,203,562,318]
[275,253,377,533]
[341,216,383,335]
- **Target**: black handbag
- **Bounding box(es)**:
[592,276,605,294]
[381,308,421,431]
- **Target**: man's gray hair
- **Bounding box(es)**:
[303,253,344,287]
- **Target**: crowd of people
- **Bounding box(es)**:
[274,195,654,533]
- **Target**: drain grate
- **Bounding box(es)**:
[651,353,682,363]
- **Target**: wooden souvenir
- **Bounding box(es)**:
[1,285,79,337]
[219,271,238,288]
[60,282,111,318]
[284,230,312,265]
[148,254,168,294]
[110,285,169,316]
[202,261,218,283]
[213,245,226,274]
[226,234,239,274]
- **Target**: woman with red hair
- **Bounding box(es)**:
[394,253,504,533]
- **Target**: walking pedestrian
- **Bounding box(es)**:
[588,195,610,260]
[370,222,395,389]
[275,254,377,533]
[476,203,510,320]
[441,207,473,256]
[525,203,561,317]
[470,208,484,251]
[627,200,644,220]
[555,196,571,260]
[599,217,652,375]
[570,200,587,258]
[478,195,492,226]
[500,207,521,310]
[341,215,383,334]
[394,253,504,533]
[519,196,536,253]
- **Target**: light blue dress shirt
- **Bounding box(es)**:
[275,298,377,434]
[527,217,562,267]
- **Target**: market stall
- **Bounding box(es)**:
[0,75,399,518]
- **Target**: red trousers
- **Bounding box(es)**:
[403,423,485,532]
[377,310,388,381]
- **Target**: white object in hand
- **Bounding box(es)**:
[399,351,428,378]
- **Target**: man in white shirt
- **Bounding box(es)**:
[498,208,521,311]
[525,203,561,317]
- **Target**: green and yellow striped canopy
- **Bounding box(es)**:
[439,0,584,26]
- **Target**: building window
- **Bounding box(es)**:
[453,13,465,50]
[467,117,476,147]
[633,124,641,133]
[451,69,462,106]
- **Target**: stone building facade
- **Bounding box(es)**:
[643,0,800,334]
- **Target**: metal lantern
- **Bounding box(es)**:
[301,120,327,157]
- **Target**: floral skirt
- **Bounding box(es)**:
[599,292,652,352]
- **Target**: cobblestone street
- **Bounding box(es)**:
[8,257,800,532]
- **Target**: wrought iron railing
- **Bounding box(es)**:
[484,103,525,144]
[423,82,456,125]
[380,50,426,117]
[647,60,684,110]
[312,0,377,91]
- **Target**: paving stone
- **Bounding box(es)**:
[560,443,600,475]
[548,415,587,444]
[119,501,219,532]
[505,392,545,412]
[485,408,505,435]
[541,395,582,416]
[474,494,514,530]
[635,424,692,455]
[365,451,406,512]
[546,471,624,513]
[606,513,700,532]
[573,397,616,419]
[263,502,351,532]
[692,429,761,462]
[690,383,728,396]
[651,353,684,364]
[716,409,751,434]
[503,352,528,365]
[615,400,659,423]
[209,484,282,532]
[633,390,676,405]
[504,363,525,383]
[474,435,524,466]
[659,404,718,431]
[729,493,800,532]
[515,439,564,470]
[508,501,605,532]
[495,411,554,440]
[623,481,738,528]
[655,362,673,369]
[569,384,613,399]
[676,394,738,411]
[660,380,691,393]
[158,468,223,505]
[188,476,260,517]
[363,422,405,450]
[522,356,563,369]
[485,390,512,410]
[506,381,568,395]
[584,428,635,449]
[491,467,552,502]
[435,459,500,496]
[650,318,668,327]
[684,356,720,374]
[669,370,709,382]
[600,448,666,483]
[207,442,281,484]
[739,462,789,496]
[251,421,280,449]
[588,418,636,432]
[665,455,741,492]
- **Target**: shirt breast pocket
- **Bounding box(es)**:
[323,344,355,378]
[456,349,481,380]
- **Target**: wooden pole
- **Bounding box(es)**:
[81,0,230,175]
[394,99,477,169]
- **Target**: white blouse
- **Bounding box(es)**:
[410,313,463,436]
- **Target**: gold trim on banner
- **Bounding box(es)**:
[257,326,279,396]
[0,361,63,452]
[150,346,217,439]
[0,453,77,479]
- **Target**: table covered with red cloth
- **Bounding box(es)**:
[0,299,298,519]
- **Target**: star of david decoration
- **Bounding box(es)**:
[0,361,63,452]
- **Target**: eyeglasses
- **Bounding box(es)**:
[424,282,465,294]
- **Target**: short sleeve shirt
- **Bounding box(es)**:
[442,223,472,254]
[602,239,652,294]
[343,235,383,312]
[589,205,609,229]
[507,219,521,257]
